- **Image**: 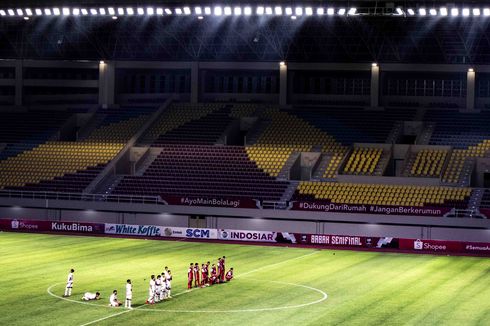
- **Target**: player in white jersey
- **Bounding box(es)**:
[63,269,75,297]
[125,279,133,309]
[146,275,156,304]
[82,292,100,301]
[109,290,121,307]
[155,275,162,303]
[166,270,173,298]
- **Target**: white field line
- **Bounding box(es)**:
[47,250,323,323]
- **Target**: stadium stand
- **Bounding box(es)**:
[294,182,472,208]
[113,144,289,201]
[405,149,449,178]
[0,107,155,191]
[343,147,384,176]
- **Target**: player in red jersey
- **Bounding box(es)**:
[193,263,200,288]
[187,263,194,289]
[220,256,226,282]
[201,263,208,286]
[210,263,218,285]
[225,268,234,281]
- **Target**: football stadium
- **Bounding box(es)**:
[0,1,489,325]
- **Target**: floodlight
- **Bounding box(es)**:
[244,7,252,15]
[90,8,98,15]
[265,7,273,15]
[451,8,459,16]
[468,68,474,72]
[484,8,490,16]
[275,7,282,15]
[429,9,437,16]
[419,8,426,16]
[0,10,6,16]
[338,8,346,15]
[198,16,203,20]
[234,7,242,15]
[8,9,15,16]
[108,8,115,15]
[44,9,52,16]
[73,8,80,16]
[279,61,286,66]
[17,9,25,16]
[462,8,470,17]
[204,7,211,15]
[295,7,303,16]
[81,9,88,15]
[224,7,232,16]
[305,7,313,16]
[137,8,144,15]
[407,9,415,16]
[99,8,106,15]
[112,16,117,20]
[395,8,403,15]
[25,8,33,16]
[183,7,191,15]
[257,6,264,15]
[291,15,297,20]
[440,7,448,16]
[62,8,69,16]
[372,63,378,67]
[118,8,124,15]
[24,16,29,20]
[53,8,61,16]
[100,60,105,64]
[327,8,334,16]
[473,9,481,16]
[126,8,134,15]
[285,7,292,16]
[175,8,183,15]
[165,8,172,15]
[35,9,42,16]
[317,8,324,15]
[214,6,222,16]
[348,8,357,15]
[195,7,202,15]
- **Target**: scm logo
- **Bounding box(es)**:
[186,228,210,238]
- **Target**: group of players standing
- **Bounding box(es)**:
[187,256,234,289]
[146,267,173,304]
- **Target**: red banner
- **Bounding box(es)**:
[292,233,399,249]
[161,196,259,209]
[290,201,451,217]
[0,219,104,234]
[480,208,490,219]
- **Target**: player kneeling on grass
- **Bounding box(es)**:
[226,268,234,282]
[82,292,100,301]
[109,290,122,307]
[125,279,133,309]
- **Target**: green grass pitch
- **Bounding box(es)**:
[0,232,489,326]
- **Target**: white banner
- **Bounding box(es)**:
[218,229,277,242]
[162,227,218,239]
[105,223,164,237]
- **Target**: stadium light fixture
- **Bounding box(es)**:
[372,62,378,67]
[112,16,117,20]
[165,8,172,15]
[23,16,29,20]
[72,8,80,16]
[16,9,24,17]
[265,7,273,15]
[327,8,334,16]
[0,10,6,16]
[338,8,346,16]
[7,9,14,16]
[35,9,42,16]
[279,61,286,66]
[419,8,426,16]
[285,7,292,16]
[462,8,470,17]
[483,8,490,16]
[25,8,32,16]
[440,7,448,16]
[235,7,242,15]
[198,15,203,19]
[53,8,61,16]
[108,7,115,15]
[100,60,105,64]
[99,8,106,15]
[257,6,264,15]
[118,8,124,15]
[295,7,303,16]
[429,9,437,16]
[126,8,134,15]
[244,7,252,15]
[275,7,282,15]
[81,8,88,16]
[204,7,211,15]
[195,7,202,15]
[473,8,481,16]
[317,8,324,15]
[224,7,232,16]
[395,8,403,16]
[183,7,191,15]
[348,8,357,16]
[305,7,313,16]
[291,15,297,20]
[451,8,459,17]
[44,8,52,16]
[407,9,415,16]
[137,8,144,15]
[214,6,222,16]
[468,68,474,72]
[62,7,70,16]
[175,8,183,15]
[90,8,98,15]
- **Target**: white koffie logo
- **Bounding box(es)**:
[414,239,423,250]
